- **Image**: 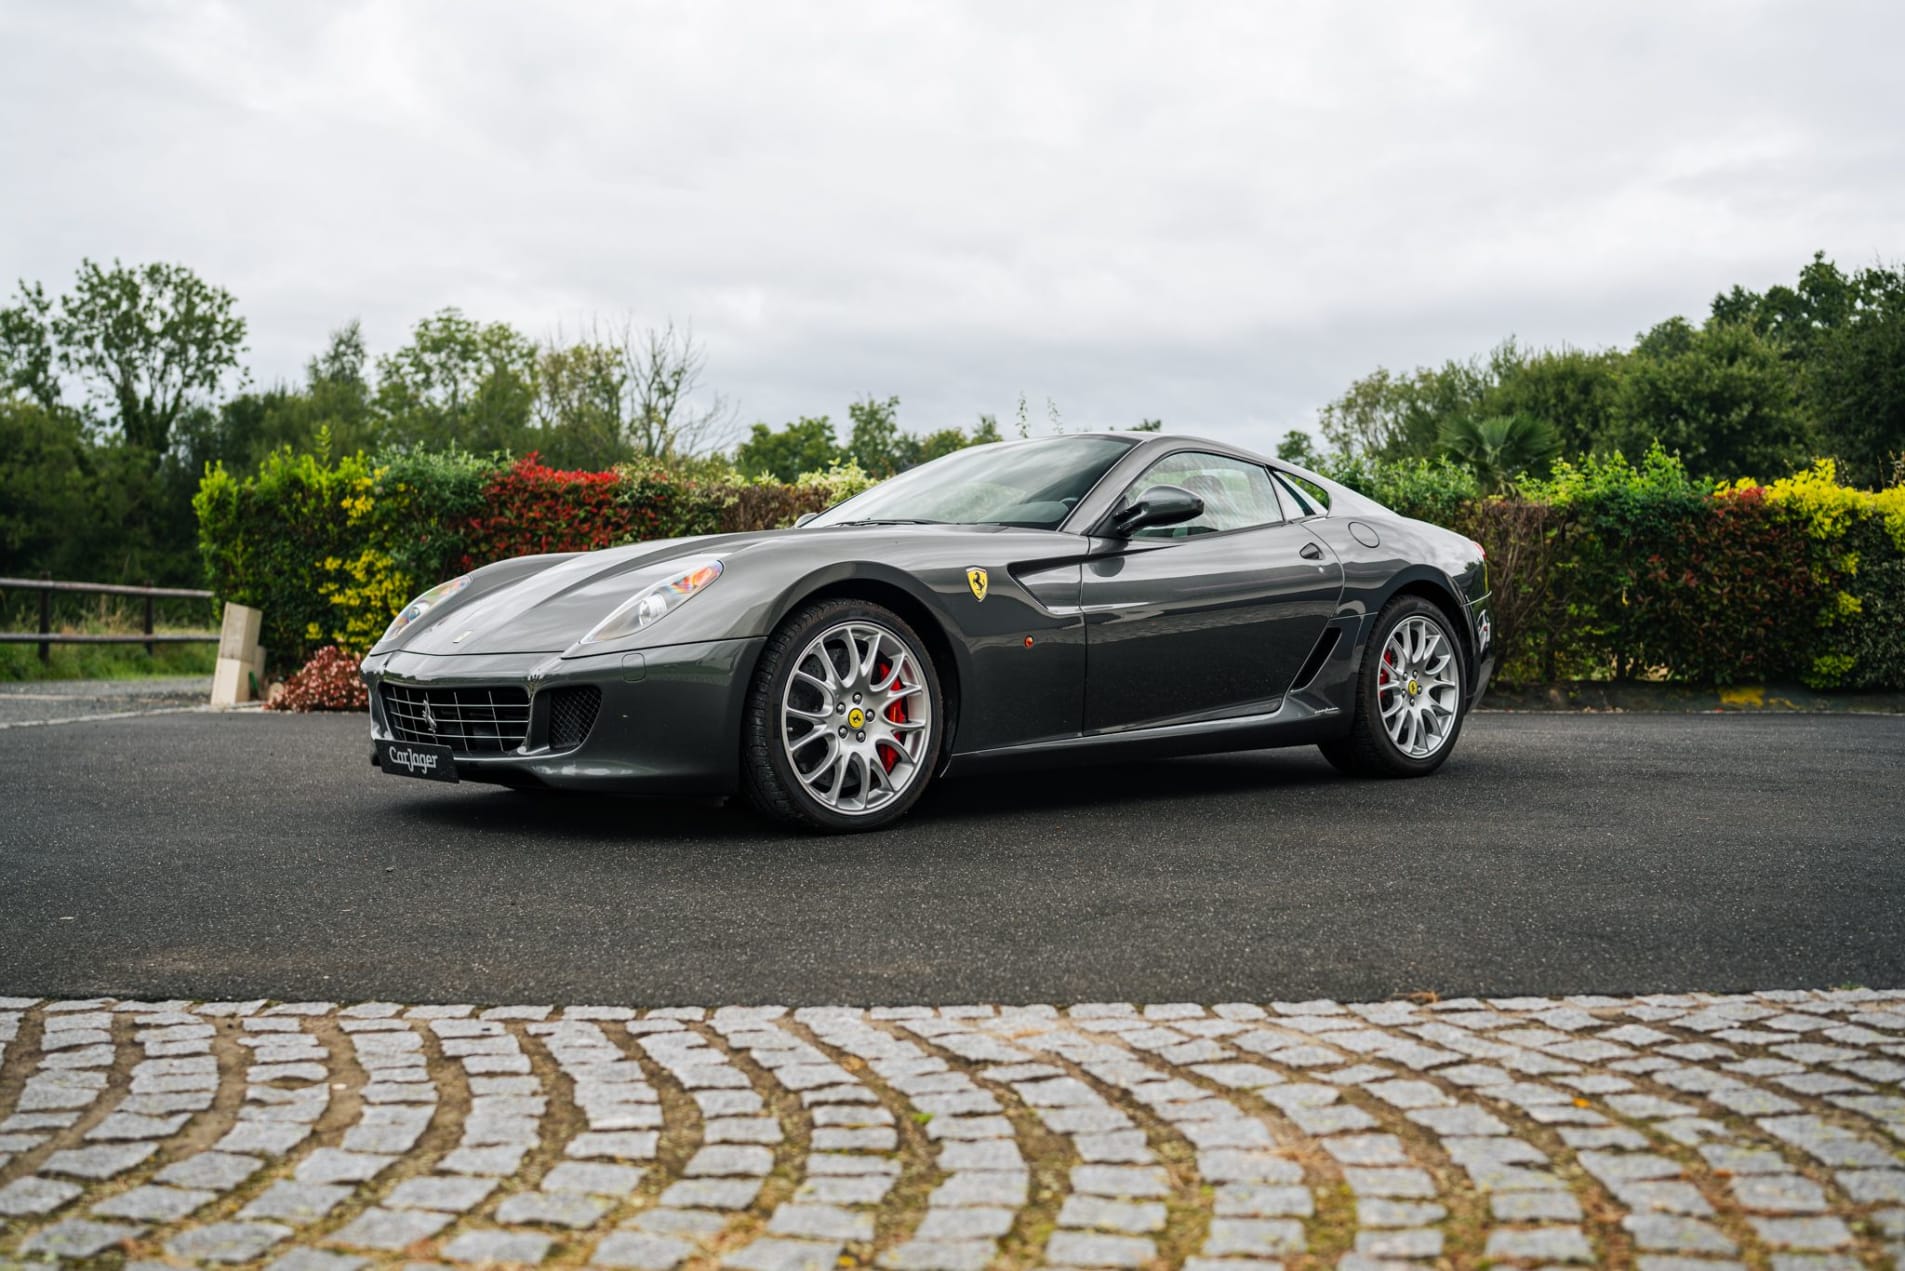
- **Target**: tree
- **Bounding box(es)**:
[533,339,627,469]
[1804,266,1905,486]
[1610,319,1812,480]
[1716,253,1905,486]
[375,309,538,453]
[1129,418,1163,432]
[0,282,60,411]
[1486,345,1624,459]
[0,398,94,578]
[847,394,907,476]
[2,260,247,464]
[1318,353,1498,460]
[1437,414,1558,493]
[734,416,842,482]
[1276,429,1322,466]
[613,319,735,458]
[910,428,968,464]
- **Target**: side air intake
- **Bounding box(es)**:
[1291,627,1342,691]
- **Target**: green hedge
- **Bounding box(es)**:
[195,446,872,666]
[1327,447,1905,688]
[199,443,1905,689]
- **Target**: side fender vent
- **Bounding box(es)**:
[1292,627,1342,691]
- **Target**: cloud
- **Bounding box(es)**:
[2,0,1899,447]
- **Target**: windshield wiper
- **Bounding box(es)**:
[823,518,945,527]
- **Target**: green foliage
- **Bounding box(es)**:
[0,399,94,579]
[1275,429,1322,467]
[791,458,879,505]
[371,448,494,597]
[193,441,378,666]
[1609,319,1812,480]
[532,339,626,469]
[198,447,881,664]
[0,638,216,684]
[1483,345,1623,458]
[374,308,539,454]
[1318,346,1503,460]
[736,415,841,482]
[1317,454,1483,526]
[1317,253,1903,488]
[1716,252,1905,488]
[738,405,1001,482]
[847,394,906,476]
[12,259,248,462]
[1437,414,1558,494]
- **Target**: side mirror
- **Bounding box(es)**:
[793,512,820,528]
[1110,485,1204,536]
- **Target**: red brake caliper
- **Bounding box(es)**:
[877,659,903,772]
[1380,648,1394,687]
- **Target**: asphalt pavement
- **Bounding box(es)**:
[1,710,1900,1004]
[0,675,210,727]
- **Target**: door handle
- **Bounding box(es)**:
[1299,542,1323,560]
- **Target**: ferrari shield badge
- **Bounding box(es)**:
[966,567,989,602]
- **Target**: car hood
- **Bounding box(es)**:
[387,533,754,656]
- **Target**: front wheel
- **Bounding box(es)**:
[1319,595,1466,777]
[742,599,943,831]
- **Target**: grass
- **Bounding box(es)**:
[0,635,217,683]
[0,592,221,682]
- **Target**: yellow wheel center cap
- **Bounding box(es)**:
[848,707,866,729]
[1407,678,1420,698]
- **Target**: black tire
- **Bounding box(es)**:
[742,598,945,832]
[1319,594,1467,778]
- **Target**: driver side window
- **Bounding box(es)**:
[1118,452,1284,538]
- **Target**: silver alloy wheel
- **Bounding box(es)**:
[1377,613,1462,759]
[780,620,934,816]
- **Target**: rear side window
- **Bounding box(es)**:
[1272,470,1330,518]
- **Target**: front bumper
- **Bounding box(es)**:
[362,636,765,795]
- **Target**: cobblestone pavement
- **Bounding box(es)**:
[1,993,1902,1270]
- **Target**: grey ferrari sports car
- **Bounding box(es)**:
[362,432,1493,830]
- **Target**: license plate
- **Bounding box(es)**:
[376,739,459,783]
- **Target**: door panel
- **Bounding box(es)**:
[1081,524,1343,732]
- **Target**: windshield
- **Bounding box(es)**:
[807,435,1136,529]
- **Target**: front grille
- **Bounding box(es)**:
[547,685,602,751]
[381,683,530,755]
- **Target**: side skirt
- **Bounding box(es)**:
[942,692,1349,777]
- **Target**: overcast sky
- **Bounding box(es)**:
[2,1,1900,450]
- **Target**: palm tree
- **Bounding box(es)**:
[1438,414,1559,493]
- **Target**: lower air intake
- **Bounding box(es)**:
[548,685,602,751]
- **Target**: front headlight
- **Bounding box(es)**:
[380,575,471,645]
[579,559,723,646]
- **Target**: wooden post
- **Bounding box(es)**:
[38,571,51,663]
[143,581,156,657]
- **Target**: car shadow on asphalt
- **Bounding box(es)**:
[383,749,1340,844]
[911,751,1343,823]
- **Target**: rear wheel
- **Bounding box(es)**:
[1319,595,1466,777]
[742,599,943,832]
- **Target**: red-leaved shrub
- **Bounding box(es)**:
[460,454,637,568]
[268,645,368,712]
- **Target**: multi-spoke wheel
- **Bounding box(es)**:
[743,599,943,831]
[1376,614,1461,759]
[1319,595,1468,777]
